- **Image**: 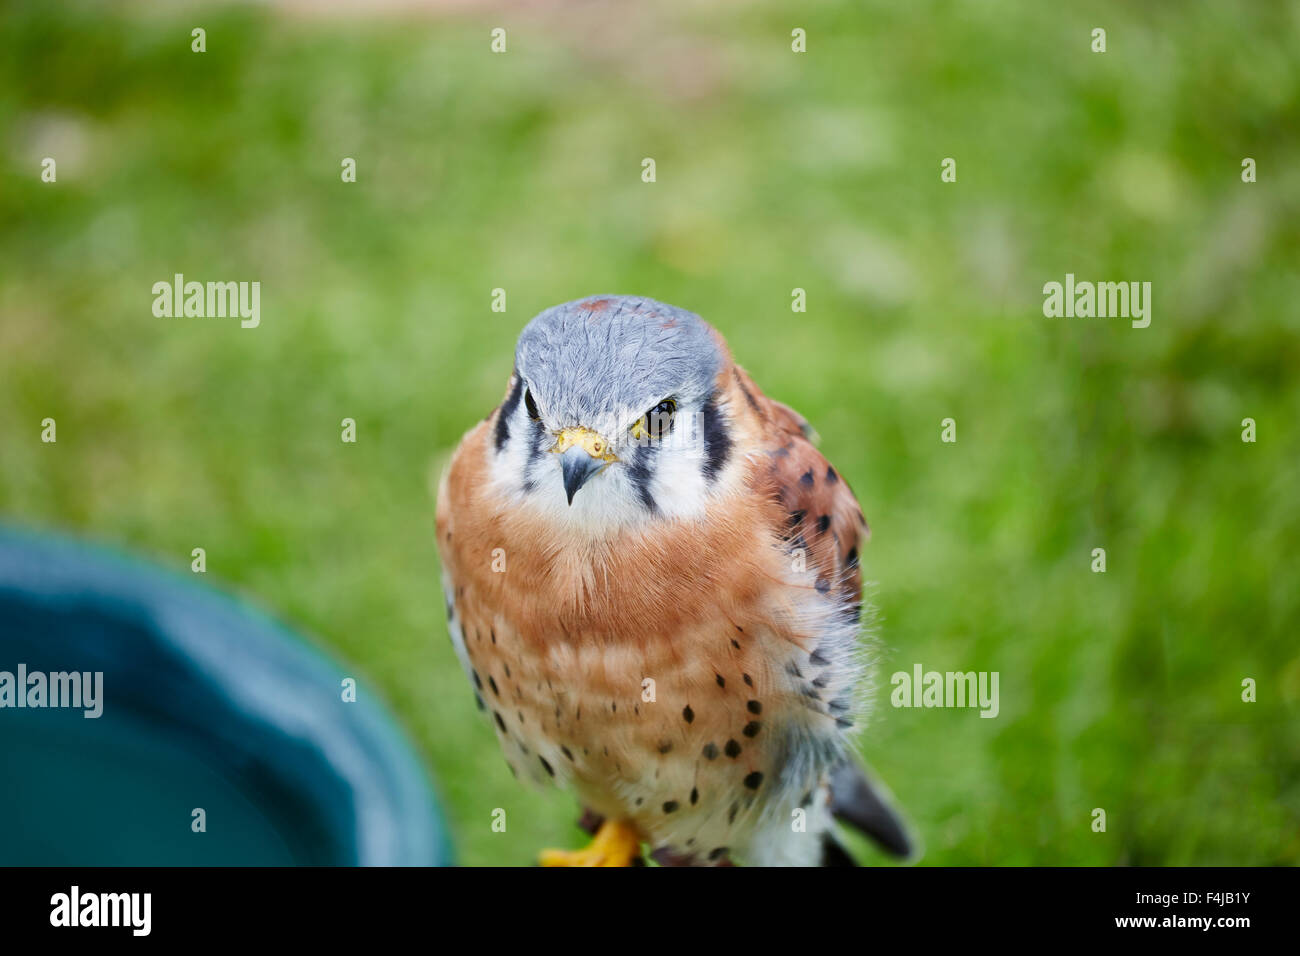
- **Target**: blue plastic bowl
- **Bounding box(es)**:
[0,527,452,866]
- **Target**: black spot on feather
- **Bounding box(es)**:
[734,369,762,415]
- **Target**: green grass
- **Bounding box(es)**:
[2,0,1297,865]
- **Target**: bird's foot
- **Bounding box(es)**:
[539,819,642,867]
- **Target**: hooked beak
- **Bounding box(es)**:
[560,446,605,504]
[552,427,617,505]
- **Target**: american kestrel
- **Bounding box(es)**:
[435,296,911,866]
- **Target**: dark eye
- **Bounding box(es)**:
[641,398,677,440]
[524,387,541,421]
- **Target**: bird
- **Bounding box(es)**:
[435,295,912,866]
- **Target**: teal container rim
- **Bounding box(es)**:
[0,523,453,866]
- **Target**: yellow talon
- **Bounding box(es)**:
[539,819,642,867]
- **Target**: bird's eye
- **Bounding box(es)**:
[631,398,676,441]
[524,387,541,421]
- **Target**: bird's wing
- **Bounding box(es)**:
[733,365,915,863]
[826,757,916,860]
[733,364,869,615]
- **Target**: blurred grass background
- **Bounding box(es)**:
[2,0,1298,865]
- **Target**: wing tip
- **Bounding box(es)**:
[829,758,923,863]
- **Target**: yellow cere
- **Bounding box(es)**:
[552,427,619,462]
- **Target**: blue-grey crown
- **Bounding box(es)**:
[514,296,723,429]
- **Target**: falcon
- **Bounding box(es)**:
[435,296,912,866]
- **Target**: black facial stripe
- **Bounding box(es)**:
[701,390,732,482]
[522,393,549,494]
[494,374,523,453]
[527,421,546,468]
[627,442,659,513]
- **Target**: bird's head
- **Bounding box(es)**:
[488,296,735,526]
